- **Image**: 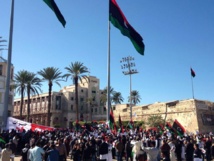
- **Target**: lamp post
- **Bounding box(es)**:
[120,56,138,120]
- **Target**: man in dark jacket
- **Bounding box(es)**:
[99,138,109,161]
[185,139,194,161]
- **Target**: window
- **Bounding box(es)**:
[55,96,61,110]
[92,90,96,94]
[91,108,93,113]
[71,105,73,111]
[93,97,95,101]
[103,107,106,111]
[71,97,74,101]
[80,98,84,102]
[95,108,97,113]
[81,89,84,92]
[81,106,84,111]
[0,65,2,75]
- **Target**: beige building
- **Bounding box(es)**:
[13,76,107,127]
[113,99,214,133]
[0,57,14,125]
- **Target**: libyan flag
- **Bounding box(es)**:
[165,122,174,134]
[43,0,66,27]
[118,114,123,132]
[109,0,145,55]
[190,68,196,77]
[109,108,115,130]
[173,119,185,136]
[128,119,134,129]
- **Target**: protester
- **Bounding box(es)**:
[193,143,202,161]
[99,137,109,161]
[47,143,59,161]
[21,143,30,161]
[28,140,45,161]
[1,143,12,161]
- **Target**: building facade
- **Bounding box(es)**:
[113,99,214,133]
[0,57,14,126]
[13,76,107,127]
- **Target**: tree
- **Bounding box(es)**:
[26,72,42,122]
[128,90,141,105]
[63,62,89,121]
[14,70,29,118]
[112,92,124,104]
[101,86,115,105]
[38,67,62,126]
[147,115,164,128]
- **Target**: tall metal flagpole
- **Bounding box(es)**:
[107,0,111,122]
[191,75,194,99]
[2,0,14,129]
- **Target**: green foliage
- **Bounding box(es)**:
[147,115,164,128]
[115,120,146,128]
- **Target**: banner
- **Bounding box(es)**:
[31,123,54,132]
[6,117,54,132]
[7,117,31,131]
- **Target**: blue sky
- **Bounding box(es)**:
[1,0,214,105]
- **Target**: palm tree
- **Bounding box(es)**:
[112,92,124,104]
[101,86,115,104]
[63,62,89,121]
[26,72,42,122]
[14,70,29,119]
[38,67,62,126]
[128,90,141,105]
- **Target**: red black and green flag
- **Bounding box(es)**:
[43,0,66,27]
[173,119,185,137]
[118,114,123,132]
[191,68,196,77]
[157,124,164,135]
[128,118,134,129]
[165,122,174,134]
[109,107,115,130]
[109,0,145,55]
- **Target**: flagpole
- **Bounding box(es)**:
[191,75,194,99]
[2,0,14,130]
[107,0,111,122]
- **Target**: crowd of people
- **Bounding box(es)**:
[0,124,213,161]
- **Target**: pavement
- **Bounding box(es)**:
[13,155,118,161]
[13,155,73,161]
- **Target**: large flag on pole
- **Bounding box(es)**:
[109,107,115,130]
[165,122,174,134]
[173,119,185,137]
[109,0,145,55]
[43,0,66,27]
[118,114,123,132]
[190,68,196,77]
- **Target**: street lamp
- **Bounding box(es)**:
[120,56,138,120]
